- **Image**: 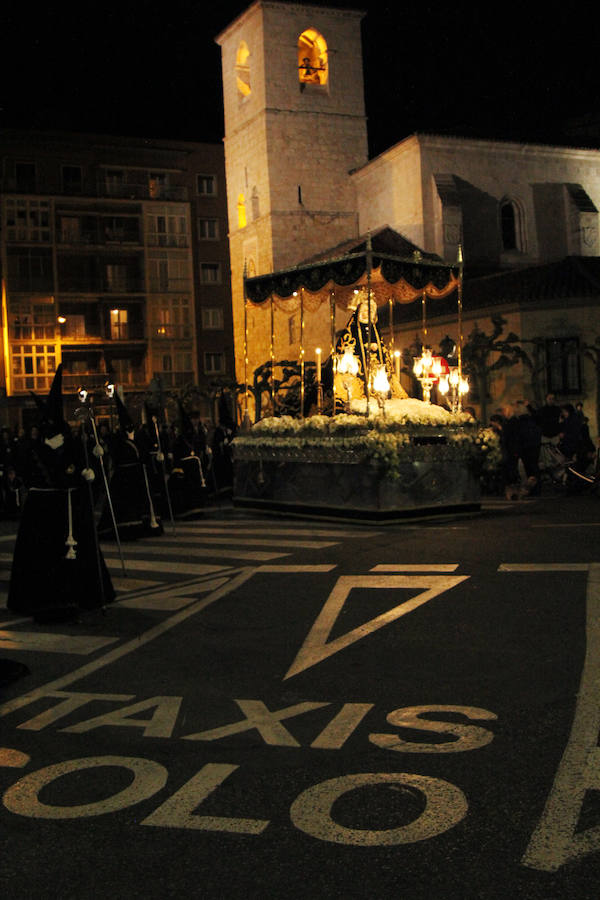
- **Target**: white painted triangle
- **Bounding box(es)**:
[284,574,469,679]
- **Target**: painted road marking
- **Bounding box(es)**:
[104,545,289,563]
[0,567,256,720]
[112,577,162,593]
[143,535,339,550]
[257,565,337,573]
[523,563,600,871]
[0,617,32,628]
[102,557,251,576]
[370,564,459,572]
[117,578,230,610]
[498,563,589,572]
[0,630,119,655]
[285,574,469,680]
[179,526,381,539]
[112,572,235,605]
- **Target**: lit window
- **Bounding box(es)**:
[154,297,192,338]
[149,172,167,199]
[298,29,328,87]
[110,308,128,340]
[236,41,251,97]
[10,344,57,393]
[197,174,216,196]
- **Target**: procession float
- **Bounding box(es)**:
[233,231,499,522]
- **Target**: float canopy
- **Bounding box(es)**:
[244,227,460,310]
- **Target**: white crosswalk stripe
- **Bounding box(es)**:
[0,516,370,622]
[141,535,338,549]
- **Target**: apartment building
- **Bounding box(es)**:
[0,129,233,426]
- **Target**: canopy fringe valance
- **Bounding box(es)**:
[245,250,459,309]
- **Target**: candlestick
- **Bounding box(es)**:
[316,347,322,383]
[394,349,401,380]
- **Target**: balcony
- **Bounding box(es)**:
[97,181,188,202]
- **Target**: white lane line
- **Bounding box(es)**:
[0,567,257,720]
[112,572,235,604]
[0,630,119,655]
[256,564,337,573]
[117,577,230,609]
[199,518,375,530]
[102,557,256,576]
[103,545,289,563]
[498,563,590,572]
[112,576,162,593]
[141,535,338,550]
[523,564,600,871]
[370,564,460,572]
[178,526,380,538]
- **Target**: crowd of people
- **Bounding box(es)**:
[0,398,235,523]
[1,366,236,629]
[487,394,597,499]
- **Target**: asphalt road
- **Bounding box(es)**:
[1,493,600,899]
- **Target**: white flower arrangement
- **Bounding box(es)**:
[233,400,501,481]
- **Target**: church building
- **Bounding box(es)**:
[217,1,600,434]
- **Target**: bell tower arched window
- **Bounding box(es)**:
[500,198,525,252]
[237,194,247,229]
[298,29,328,87]
[236,41,251,97]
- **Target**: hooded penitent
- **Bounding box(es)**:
[8,365,115,622]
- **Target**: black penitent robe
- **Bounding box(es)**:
[98,434,148,539]
[8,432,115,622]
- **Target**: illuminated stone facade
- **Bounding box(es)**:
[216,0,368,383]
[219,2,600,432]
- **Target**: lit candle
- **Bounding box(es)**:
[315,347,322,383]
[394,349,401,380]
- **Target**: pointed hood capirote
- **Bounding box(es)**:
[114,390,135,434]
[177,399,193,437]
[218,390,236,432]
[30,365,66,437]
[47,364,64,427]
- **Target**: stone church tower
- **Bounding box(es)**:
[216,1,368,384]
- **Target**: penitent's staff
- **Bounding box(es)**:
[76,405,127,577]
[77,417,107,609]
[152,415,175,533]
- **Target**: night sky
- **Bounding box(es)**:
[2,0,597,158]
